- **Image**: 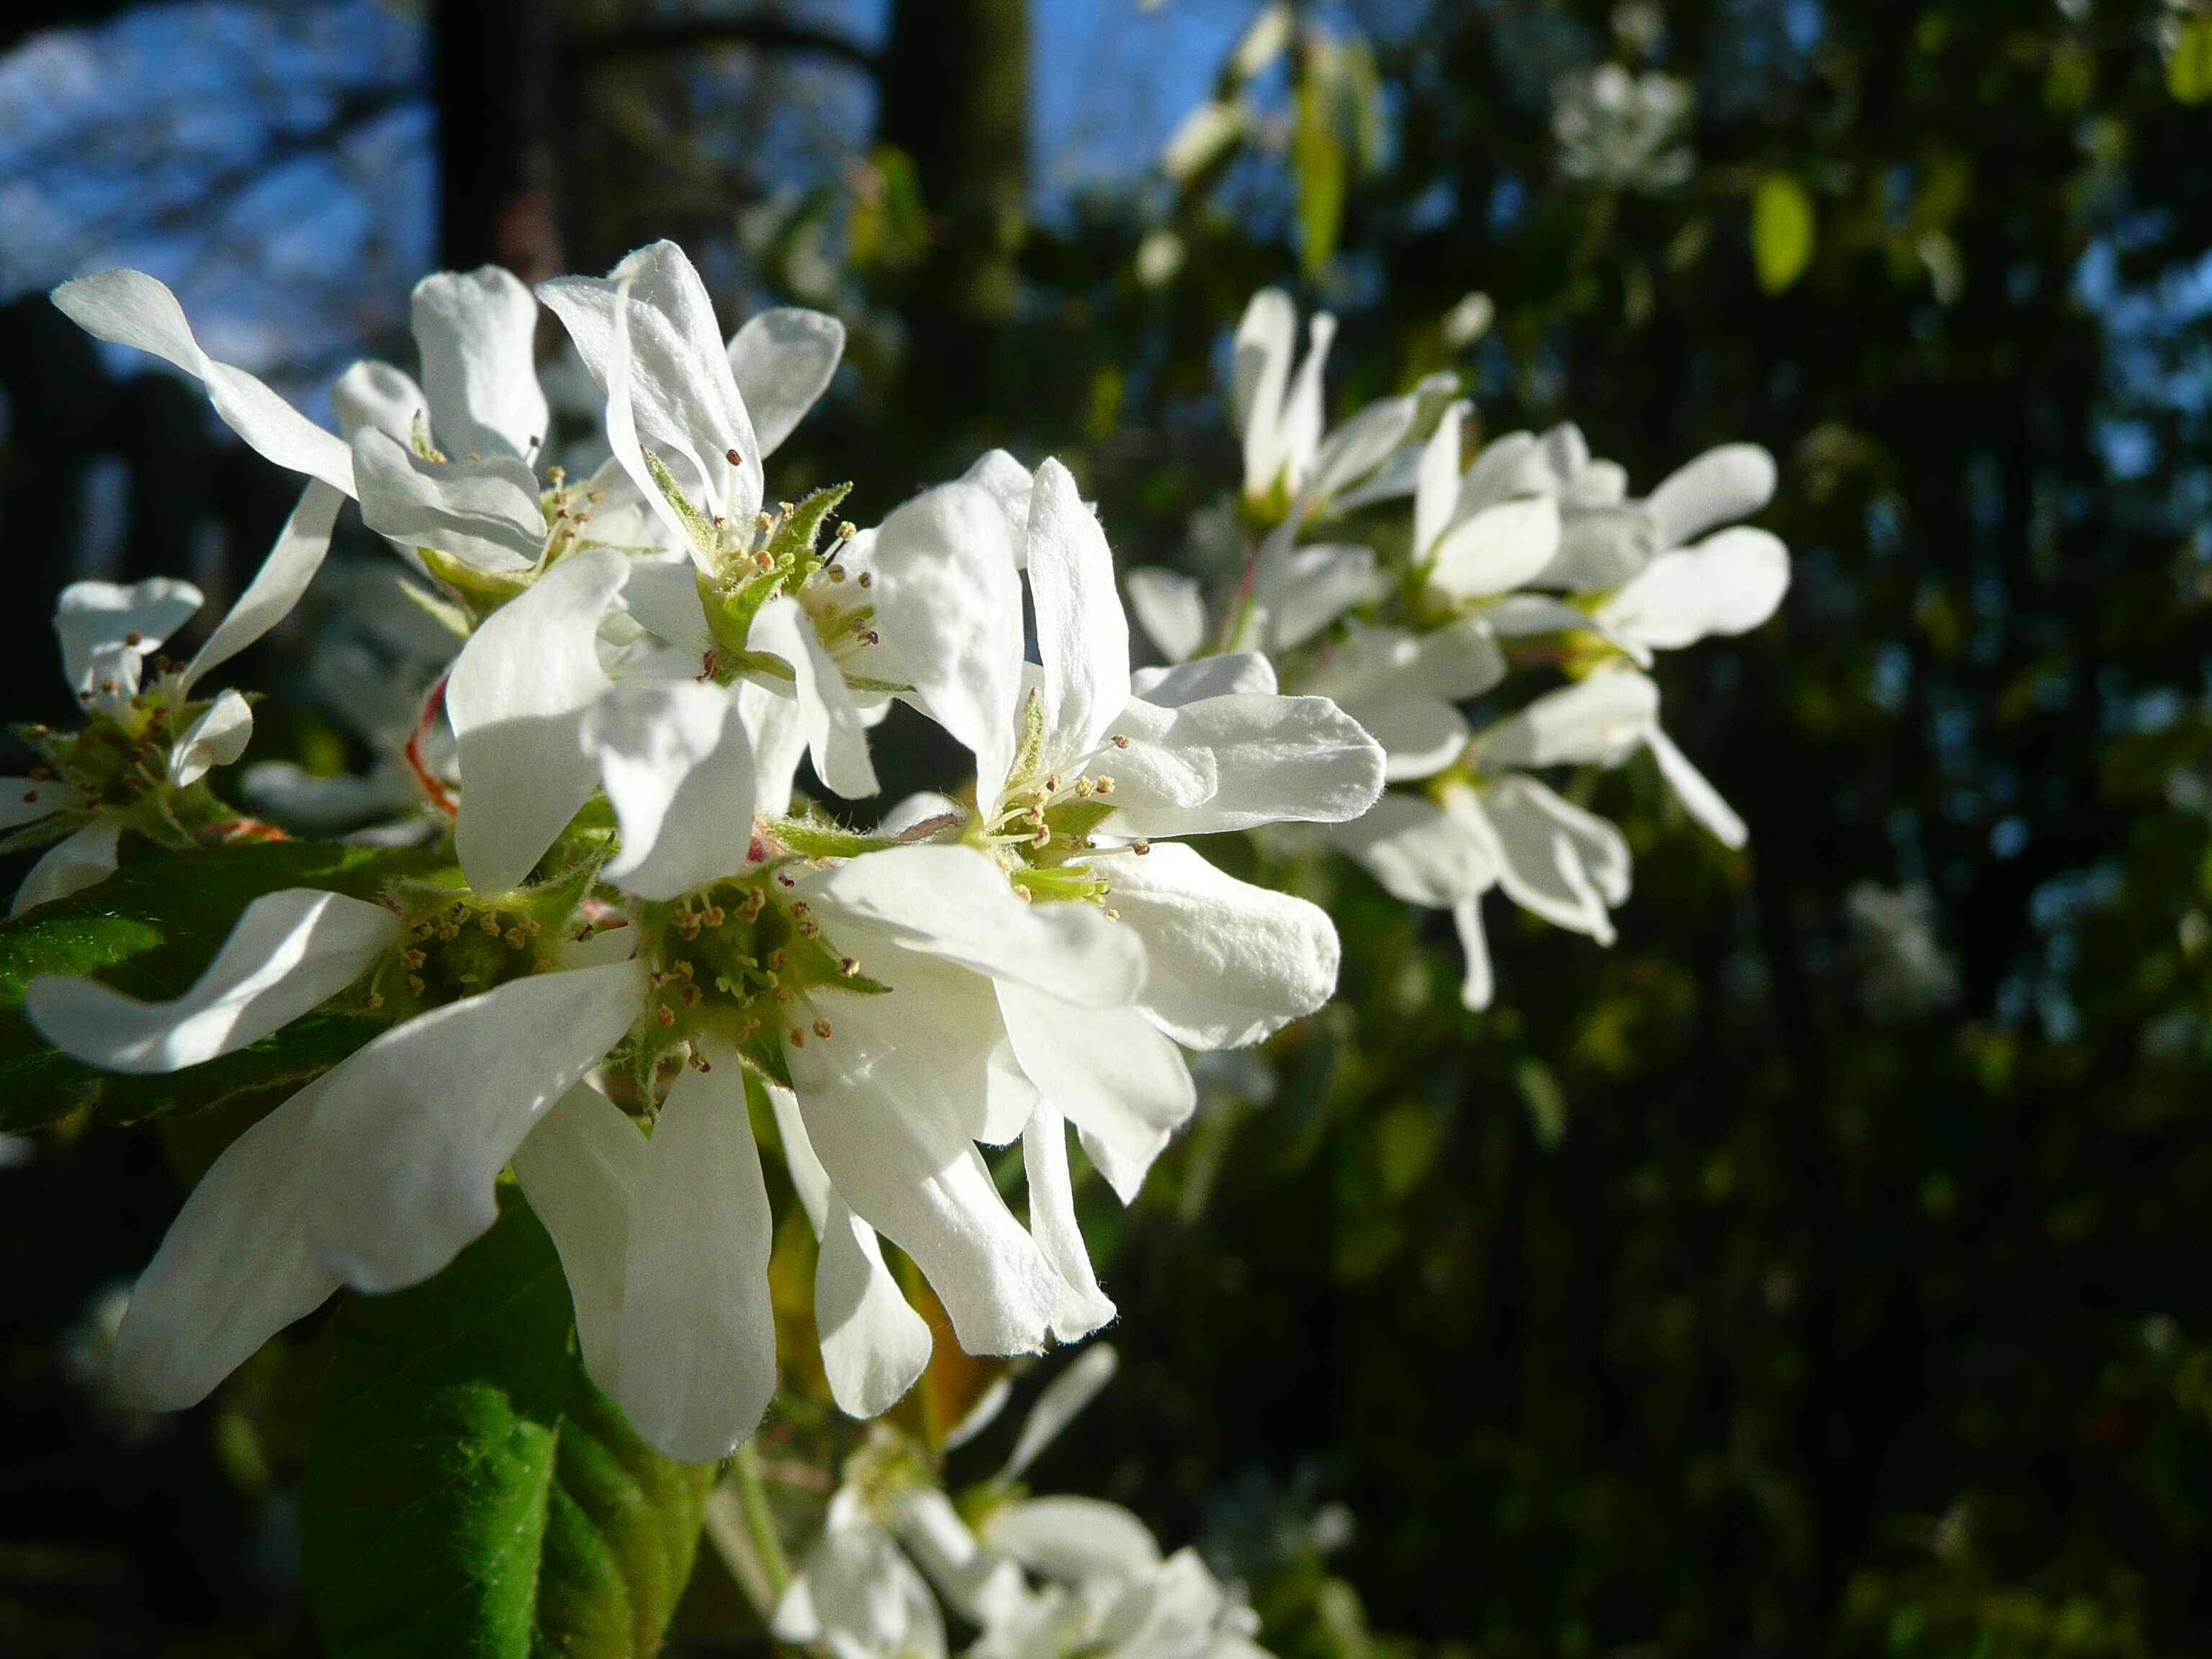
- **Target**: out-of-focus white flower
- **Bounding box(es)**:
[1551,63,1695,192]
[774,1351,1275,1659]
[1847,882,1961,1022]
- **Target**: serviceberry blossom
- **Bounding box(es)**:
[1125,286,1791,1010]
[1,487,342,912]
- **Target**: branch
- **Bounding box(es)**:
[563,14,880,78]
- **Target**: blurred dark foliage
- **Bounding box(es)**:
[4,0,2212,1655]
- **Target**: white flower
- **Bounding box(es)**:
[27,723,1150,1457]
[2,485,344,914]
[1299,621,1504,783]
[907,459,1381,1205]
[1330,671,1653,1009]
[1230,290,1453,522]
[1535,438,1779,594]
[531,243,878,804]
[774,1353,1273,1659]
[1552,64,1695,192]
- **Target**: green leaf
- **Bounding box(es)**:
[1750,172,1815,294]
[0,840,450,1131]
[2170,15,2212,103]
[303,1190,716,1659]
[1293,35,1348,277]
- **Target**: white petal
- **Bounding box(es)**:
[51,270,354,494]
[1474,669,1658,770]
[304,960,647,1292]
[1277,313,1336,493]
[1301,390,1419,513]
[27,888,395,1072]
[981,1497,1161,1585]
[892,1488,1031,1629]
[1456,429,1553,517]
[539,242,760,524]
[511,1080,643,1399]
[0,778,78,830]
[817,1194,935,1419]
[410,266,549,462]
[166,688,253,786]
[1125,568,1206,665]
[12,819,122,917]
[727,307,843,457]
[787,983,1064,1357]
[804,844,1144,1009]
[1109,692,1385,838]
[109,1082,342,1409]
[1004,1343,1120,1479]
[866,482,1023,801]
[773,1491,947,1659]
[1231,289,1296,482]
[1646,442,1776,547]
[583,679,755,901]
[1027,459,1130,763]
[1021,1105,1116,1339]
[331,359,426,441]
[1429,495,1561,600]
[1094,842,1338,1050]
[1341,691,1468,783]
[1130,653,1277,704]
[56,577,202,696]
[619,558,715,658]
[1002,984,1192,1205]
[182,480,346,692]
[1645,724,1749,848]
[1537,504,1655,590]
[1251,540,1377,651]
[748,595,878,799]
[959,449,1036,561]
[616,1041,778,1459]
[1414,400,1467,556]
[1480,775,1629,941]
[739,678,808,817]
[874,790,963,838]
[1598,526,1789,649]
[1330,789,1496,908]
[351,428,544,570]
[447,546,626,892]
[1452,896,1494,1010]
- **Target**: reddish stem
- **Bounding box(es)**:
[407,673,459,818]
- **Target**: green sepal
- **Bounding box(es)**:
[644,448,723,565]
[0,840,450,1132]
[418,545,536,626]
[302,1189,716,1659]
[770,814,904,860]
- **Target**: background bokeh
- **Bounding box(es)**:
[4,1,2212,1653]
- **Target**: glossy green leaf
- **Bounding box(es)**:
[0,840,450,1131]
[1751,171,1815,294]
[303,1190,716,1659]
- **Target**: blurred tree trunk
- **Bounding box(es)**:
[432,0,564,278]
[875,0,1028,469]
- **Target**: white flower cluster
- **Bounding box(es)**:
[771,1349,1271,1659]
[1125,289,1790,1008]
[17,245,1387,1462]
